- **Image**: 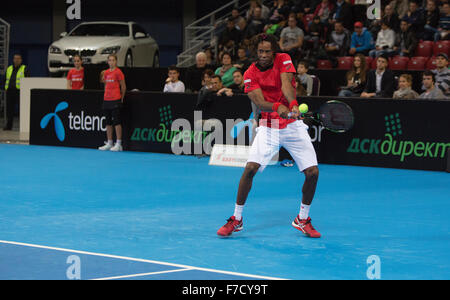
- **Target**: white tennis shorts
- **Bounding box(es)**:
[247,120,318,172]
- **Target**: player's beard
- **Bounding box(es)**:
[256,56,274,71]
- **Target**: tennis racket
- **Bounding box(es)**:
[289,100,354,133]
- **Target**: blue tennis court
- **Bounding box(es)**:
[0,144,449,280]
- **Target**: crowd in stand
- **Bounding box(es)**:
[168,0,449,100]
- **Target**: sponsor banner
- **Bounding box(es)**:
[30,90,450,171]
[209,144,251,168]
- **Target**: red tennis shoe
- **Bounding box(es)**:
[292,216,321,238]
[217,216,243,237]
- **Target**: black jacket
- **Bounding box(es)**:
[364,69,395,98]
[394,29,418,57]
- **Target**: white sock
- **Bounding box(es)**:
[116,140,122,146]
[299,203,310,220]
[234,204,244,221]
[107,140,113,146]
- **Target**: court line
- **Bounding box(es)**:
[0,240,287,280]
[92,268,193,280]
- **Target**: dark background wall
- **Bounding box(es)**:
[0,0,242,77]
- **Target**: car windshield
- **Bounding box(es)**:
[69,24,129,37]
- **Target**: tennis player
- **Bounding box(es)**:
[217,34,321,238]
[98,54,126,152]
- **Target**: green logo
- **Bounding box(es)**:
[159,105,173,128]
[384,113,402,137]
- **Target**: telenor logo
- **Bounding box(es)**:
[40,102,69,142]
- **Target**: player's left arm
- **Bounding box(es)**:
[281,72,299,119]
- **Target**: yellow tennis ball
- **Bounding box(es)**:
[299,103,309,114]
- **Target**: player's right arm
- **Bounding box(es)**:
[248,88,290,117]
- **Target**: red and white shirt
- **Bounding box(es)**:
[103,68,125,101]
[67,68,84,90]
[244,53,296,129]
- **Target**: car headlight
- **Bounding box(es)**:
[101,46,121,55]
[49,46,62,54]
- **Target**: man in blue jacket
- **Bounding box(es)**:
[349,21,374,56]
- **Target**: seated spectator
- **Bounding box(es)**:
[163,65,185,93]
[234,48,252,72]
[419,70,446,98]
[383,4,401,32]
[325,21,351,59]
[296,61,314,96]
[295,76,307,96]
[230,8,245,28]
[349,22,375,56]
[215,52,238,88]
[361,54,395,98]
[246,0,270,21]
[402,1,425,38]
[328,0,354,31]
[304,16,325,54]
[246,5,268,38]
[434,2,450,41]
[393,20,418,57]
[204,48,217,69]
[313,0,335,26]
[423,0,442,40]
[185,52,212,92]
[217,69,245,96]
[369,21,396,58]
[393,74,420,99]
[196,72,219,110]
[432,53,450,96]
[338,53,368,97]
[218,18,241,56]
[390,0,410,19]
[201,69,215,90]
[268,0,291,24]
[279,16,305,61]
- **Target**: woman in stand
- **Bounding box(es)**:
[338,54,368,97]
[215,52,237,88]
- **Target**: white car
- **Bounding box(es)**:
[48,21,159,75]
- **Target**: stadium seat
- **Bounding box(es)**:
[370,57,378,69]
[317,59,332,69]
[433,40,450,56]
[389,56,409,70]
[407,56,428,70]
[310,75,321,96]
[415,41,434,57]
[365,56,373,69]
[427,56,438,69]
[337,56,354,70]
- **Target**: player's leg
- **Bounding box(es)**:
[281,121,321,238]
[217,126,279,237]
[99,108,114,151]
[111,105,123,152]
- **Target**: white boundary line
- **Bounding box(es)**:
[92,268,193,280]
[0,240,287,280]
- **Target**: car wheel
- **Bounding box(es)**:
[153,53,159,68]
[125,50,133,67]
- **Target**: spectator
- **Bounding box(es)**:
[313,0,335,25]
[218,18,241,55]
[201,69,214,90]
[393,74,420,99]
[393,20,418,57]
[361,54,395,98]
[217,69,245,96]
[390,0,410,19]
[419,70,446,98]
[279,16,305,61]
[325,21,351,58]
[67,54,84,90]
[434,2,450,41]
[215,52,238,88]
[423,0,442,40]
[349,22,375,56]
[246,0,270,21]
[296,61,314,96]
[383,4,401,32]
[268,0,291,24]
[329,0,354,31]
[369,21,396,58]
[163,65,185,93]
[3,54,28,131]
[230,8,245,28]
[246,5,268,38]
[234,47,252,72]
[338,53,368,97]
[195,71,216,110]
[432,53,450,96]
[185,52,211,92]
[210,75,224,93]
[204,48,216,69]
[304,16,325,54]
[295,76,307,96]
[402,1,425,37]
